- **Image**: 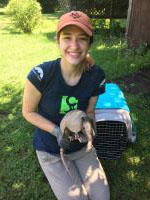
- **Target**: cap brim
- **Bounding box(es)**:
[57,21,93,36]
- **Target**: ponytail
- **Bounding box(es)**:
[83,53,95,71]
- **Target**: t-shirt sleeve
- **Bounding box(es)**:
[91,68,106,96]
[27,63,47,93]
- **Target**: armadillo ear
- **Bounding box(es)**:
[82,116,96,137]
[81,116,86,123]
[64,127,71,137]
[82,116,94,129]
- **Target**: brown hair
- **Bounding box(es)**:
[83,53,95,71]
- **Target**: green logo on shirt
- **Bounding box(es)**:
[60,96,78,114]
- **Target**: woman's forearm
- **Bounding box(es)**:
[23,111,55,134]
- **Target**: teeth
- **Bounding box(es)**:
[69,52,80,56]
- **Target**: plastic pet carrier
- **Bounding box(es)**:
[94,83,136,160]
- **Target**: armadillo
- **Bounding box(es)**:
[59,110,95,179]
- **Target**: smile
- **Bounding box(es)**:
[68,52,81,57]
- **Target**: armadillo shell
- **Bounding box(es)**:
[60,110,86,134]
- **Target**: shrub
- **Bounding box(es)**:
[6,0,42,33]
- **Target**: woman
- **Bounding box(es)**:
[22,10,110,200]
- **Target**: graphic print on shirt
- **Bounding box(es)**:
[33,67,44,81]
[60,96,78,114]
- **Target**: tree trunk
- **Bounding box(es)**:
[126,0,150,48]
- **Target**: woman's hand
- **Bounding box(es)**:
[52,125,71,150]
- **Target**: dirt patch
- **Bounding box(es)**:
[115,68,150,94]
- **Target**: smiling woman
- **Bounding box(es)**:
[59,26,90,66]
[22,10,109,200]
[58,25,90,85]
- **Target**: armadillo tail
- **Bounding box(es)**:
[60,148,73,179]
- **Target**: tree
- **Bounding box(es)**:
[37,0,58,13]
[126,0,150,48]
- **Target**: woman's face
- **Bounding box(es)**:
[58,25,90,66]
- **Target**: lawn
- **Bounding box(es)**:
[0,8,150,200]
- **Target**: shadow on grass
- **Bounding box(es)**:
[90,42,127,81]
[0,81,56,200]
[43,31,57,41]
[0,6,6,15]
[0,20,23,35]
[0,11,5,15]
[43,13,60,19]
[90,36,150,82]
[5,28,22,34]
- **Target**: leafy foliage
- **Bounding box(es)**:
[0,0,9,7]
[6,0,42,33]
[91,18,125,37]
[37,0,58,13]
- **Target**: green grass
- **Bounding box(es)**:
[0,8,150,200]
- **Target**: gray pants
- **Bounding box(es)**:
[36,144,110,200]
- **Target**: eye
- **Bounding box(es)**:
[79,37,88,41]
[79,36,89,41]
[63,36,71,40]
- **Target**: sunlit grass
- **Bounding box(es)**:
[127,156,142,165]
[127,170,137,181]
[12,182,25,190]
[5,146,13,152]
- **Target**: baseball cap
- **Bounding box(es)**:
[57,11,94,36]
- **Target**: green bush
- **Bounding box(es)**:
[6,0,42,33]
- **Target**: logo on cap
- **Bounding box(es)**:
[70,12,81,19]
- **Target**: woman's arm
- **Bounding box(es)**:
[86,96,98,131]
[22,79,55,133]
[86,96,98,118]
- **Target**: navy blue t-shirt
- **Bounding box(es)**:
[27,58,105,154]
